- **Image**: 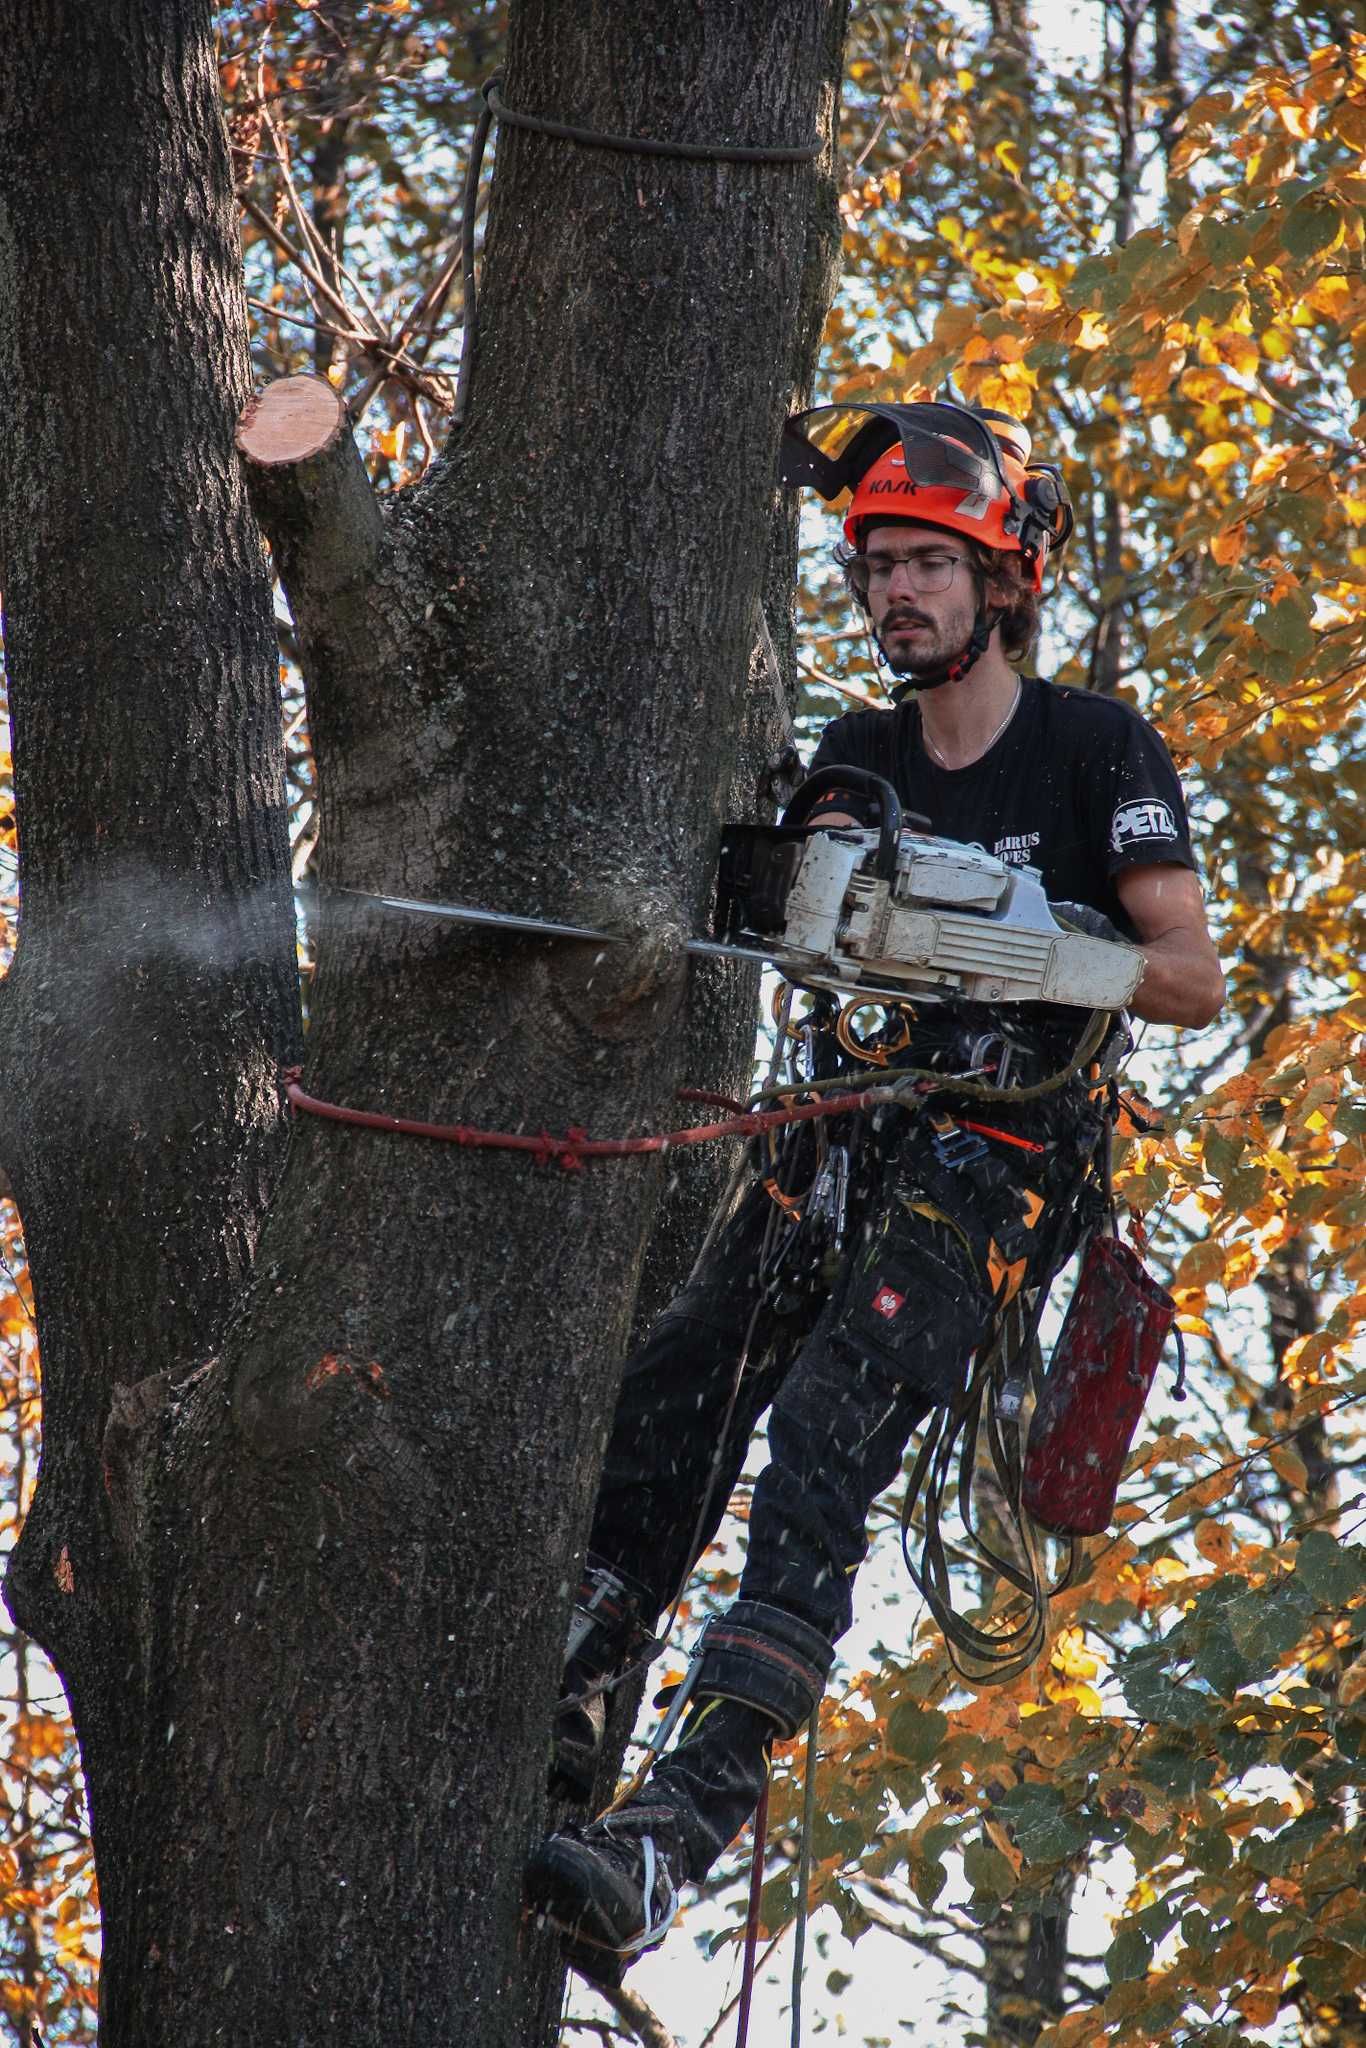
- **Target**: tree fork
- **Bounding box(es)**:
[1,2,851,2042]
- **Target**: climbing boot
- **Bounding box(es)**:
[551,1556,659,1802]
[526,1805,686,1992]
[531,1605,834,1985]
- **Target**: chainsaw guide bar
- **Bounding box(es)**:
[331,822,1142,1015]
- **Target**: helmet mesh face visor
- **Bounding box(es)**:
[780,402,1005,505]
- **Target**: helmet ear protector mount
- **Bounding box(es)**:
[780,400,1073,596]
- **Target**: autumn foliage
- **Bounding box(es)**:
[3,4,1365,2045]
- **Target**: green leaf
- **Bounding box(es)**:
[1255,594,1315,659]
[1071,257,1110,299]
[907,1847,948,1908]
[811,1810,868,1862]
[1204,1130,1245,1182]
[962,1834,1017,1901]
[828,1878,871,1943]
[1197,216,1252,270]
[1225,1579,1315,1667]
[1242,1809,1336,1879]
[1105,1921,1153,1984]
[886,1701,948,1766]
[1188,1823,1234,1874]
[1301,1945,1360,1997]
[1136,1894,1183,1941]
[993,1784,1091,1864]
[1335,1707,1366,1763]
[1121,1651,1219,1729]
[1187,1579,1257,1696]
[1295,1531,1366,1606]
[1282,200,1342,259]
[1137,1746,1218,1798]
[1187,285,1242,325]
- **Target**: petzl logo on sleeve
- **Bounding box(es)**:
[1110,798,1177,853]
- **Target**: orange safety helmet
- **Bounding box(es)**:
[781,400,1072,593]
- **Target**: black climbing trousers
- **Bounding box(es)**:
[587,1166,1002,1882]
[582,1088,1097,1883]
[589,1151,1028,1649]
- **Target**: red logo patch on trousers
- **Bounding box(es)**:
[872,1283,905,1320]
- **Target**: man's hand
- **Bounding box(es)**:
[1116,865,1224,1027]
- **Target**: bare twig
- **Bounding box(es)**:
[695,1928,788,2048]
[597,1981,682,2048]
[795,658,881,709]
[246,294,368,349]
[241,192,361,333]
[561,2018,628,2045]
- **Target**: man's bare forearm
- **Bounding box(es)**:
[1130,926,1226,1027]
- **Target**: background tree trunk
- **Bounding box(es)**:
[0,2,849,2043]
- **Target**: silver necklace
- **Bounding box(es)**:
[921,678,1021,769]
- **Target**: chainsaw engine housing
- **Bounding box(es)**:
[715,823,1142,1010]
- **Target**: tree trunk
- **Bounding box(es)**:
[982,1876,1078,2046]
[0,3,848,2044]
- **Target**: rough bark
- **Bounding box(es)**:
[0,9,301,2038]
[981,1876,1077,2046]
[0,3,849,2045]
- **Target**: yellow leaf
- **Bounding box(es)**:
[1275,100,1315,141]
[1234,1984,1284,2027]
[1167,1466,1240,1519]
[1270,1443,1310,1490]
[1217,331,1260,376]
[1051,1626,1100,1680]
[1210,523,1247,567]
[1176,1240,1226,1288]
[1068,311,1109,351]
[1195,1519,1236,1567]
[1331,98,1366,152]
[1196,439,1243,477]
[1304,275,1350,319]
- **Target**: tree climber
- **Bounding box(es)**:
[525,401,1225,1988]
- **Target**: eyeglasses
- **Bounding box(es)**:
[847,551,970,599]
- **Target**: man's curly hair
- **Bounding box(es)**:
[836,533,1042,665]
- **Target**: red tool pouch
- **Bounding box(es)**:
[1022,1234,1175,1537]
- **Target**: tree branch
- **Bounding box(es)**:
[596,1982,682,2048]
[236,373,385,612]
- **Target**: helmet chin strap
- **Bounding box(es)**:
[884,602,1003,699]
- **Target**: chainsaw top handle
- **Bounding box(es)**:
[780,768,924,882]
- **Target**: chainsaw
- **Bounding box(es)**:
[712,768,1143,1010]
[337,769,1142,1014]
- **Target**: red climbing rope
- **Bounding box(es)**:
[281,1067,897,1172]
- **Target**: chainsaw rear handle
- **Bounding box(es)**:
[781,768,915,882]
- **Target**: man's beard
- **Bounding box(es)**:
[878,596,977,677]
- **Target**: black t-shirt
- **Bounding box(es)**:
[807,675,1195,941]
